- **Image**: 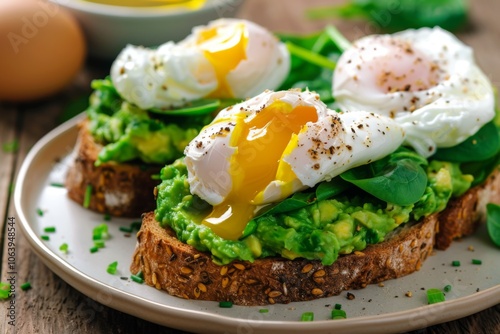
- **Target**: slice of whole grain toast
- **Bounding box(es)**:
[130,171,500,306]
[65,119,161,217]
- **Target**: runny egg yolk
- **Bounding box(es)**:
[196,23,248,98]
[366,38,441,93]
[202,101,318,240]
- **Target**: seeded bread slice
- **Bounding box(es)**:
[65,119,162,217]
[130,170,500,306]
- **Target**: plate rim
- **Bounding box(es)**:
[14,115,500,334]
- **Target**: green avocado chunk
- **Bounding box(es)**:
[154,158,472,266]
[85,78,213,165]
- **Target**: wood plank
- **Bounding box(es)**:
[0,0,498,333]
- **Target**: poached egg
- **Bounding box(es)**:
[110,18,290,110]
[184,89,405,239]
[333,27,495,157]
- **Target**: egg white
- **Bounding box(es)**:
[184,89,406,206]
[333,27,495,157]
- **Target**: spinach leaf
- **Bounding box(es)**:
[149,98,221,116]
[254,178,350,218]
[433,121,500,163]
[307,0,468,32]
[486,203,500,247]
[340,148,428,206]
[461,153,500,187]
[277,25,347,99]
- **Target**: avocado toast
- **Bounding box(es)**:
[65,18,291,217]
[129,26,500,305]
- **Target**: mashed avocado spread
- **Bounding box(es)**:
[86,78,212,165]
[155,157,473,265]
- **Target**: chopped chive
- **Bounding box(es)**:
[90,246,99,253]
[92,223,109,241]
[219,301,233,308]
[103,213,111,221]
[334,303,342,310]
[472,259,482,265]
[83,184,93,208]
[107,261,118,274]
[44,226,56,233]
[452,260,461,267]
[259,308,269,313]
[94,240,105,248]
[50,182,65,188]
[300,311,314,321]
[444,285,452,292]
[0,282,10,299]
[136,271,144,279]
[41,235,50,241]
[427,288,445,304]
[119,226,133,233]
[150,174,161,180]
[37,208,44,217]
[331,309,347,319]
[130,274,144,284]
[20,282,32,291]
[131,221,142,231]
[59,243,68,254]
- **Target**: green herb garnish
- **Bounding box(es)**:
[130,274,144,284]
[119,226,133,233]
[0,282,10,299]
[300,311,314,321]
[59,243,68,254]
[452,260,461,267]
[44,226,56,233]
[219,301,233,308]
[427,288,446,304]
[93,223,110,240]
[107,261,118,275]
[94,240,105,249]
[331,308,347,319]
[83,184,93,208]
[472,259,482,265]
[20,282,32,291]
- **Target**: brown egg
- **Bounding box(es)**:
[0,0,87,102]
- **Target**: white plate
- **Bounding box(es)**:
[15,115,500,334]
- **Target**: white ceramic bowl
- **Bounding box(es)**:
[51,0,245,60]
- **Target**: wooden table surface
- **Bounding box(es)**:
[1,0,499,333]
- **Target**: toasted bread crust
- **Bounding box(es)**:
[435,172,500,249]
[130,170,500,305]
[65,120,161,217]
